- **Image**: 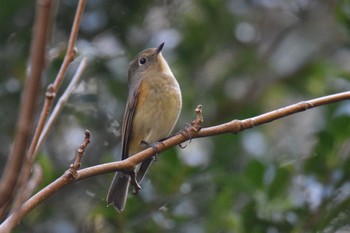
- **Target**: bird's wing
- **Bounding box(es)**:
[121,79,143,160]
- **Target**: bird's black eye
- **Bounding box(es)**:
[139,57,147,65]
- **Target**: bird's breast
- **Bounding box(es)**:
[128,74,182,155]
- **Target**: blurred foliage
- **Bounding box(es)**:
[1,0,350,232]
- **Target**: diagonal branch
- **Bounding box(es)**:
[1,91,349,232]
[52,0,86,92]
[35,57,88,154]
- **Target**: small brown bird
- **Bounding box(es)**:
[106,43,182,212]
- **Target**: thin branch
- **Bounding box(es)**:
[35,57,88,154]
[1,91,349,232]
[10,164,43,212]
[69,130,91,174]
[0,0,55,217]
[52,0,86,91]
[23,164,43,201]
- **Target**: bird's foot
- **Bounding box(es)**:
[141,140,163,161]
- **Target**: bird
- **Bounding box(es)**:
[106,42,182,212]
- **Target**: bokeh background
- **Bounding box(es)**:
[1,0,350,232]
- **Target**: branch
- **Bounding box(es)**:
[1,91,349,232]
[10,164,43,212]
[35,57,88,154]
[78,92,350,179]
[10,0,87,213]
[70,130,91,174]
[0,0,55,217]
[52,0,86,91]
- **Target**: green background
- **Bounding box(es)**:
[1,0,350,232]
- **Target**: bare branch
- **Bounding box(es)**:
[189,104,204,132]
[10,164,43,212]
[0,0,55,217]
[23,164,43,200]
[1,91,349,232]
[70,130,91,175]
[60,92,350,177]
[52,0,86,92]
[35,57,88,154]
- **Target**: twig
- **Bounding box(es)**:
[52,0,86,91]
[179,105,203,148]
[1,91,349,232]
[10,164,43,212]
[35,57,88,154]
[0,0,55,217]
[24,164,43,201]
[189,104,204,132]
[69,130,91,176]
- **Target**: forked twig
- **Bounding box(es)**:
[35,57,88,154]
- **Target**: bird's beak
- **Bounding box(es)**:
[155,42,165,54]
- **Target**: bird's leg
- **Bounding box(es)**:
[136,140,163,183]
[129,140,159,194]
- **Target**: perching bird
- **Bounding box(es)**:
[106,43,182,212]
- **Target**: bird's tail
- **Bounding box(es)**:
[106,172,130,212]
